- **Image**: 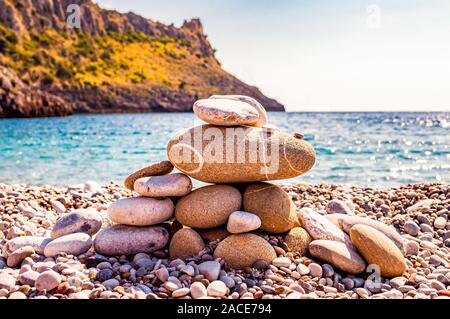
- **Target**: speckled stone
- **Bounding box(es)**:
[213,234,276,269]
[209,95,268,128]
[169,228,205,260]
[350,224,406,278]
[244,183,299,233]
[51,208,102,239]
[193,98,260,126]
[167,124,316,183]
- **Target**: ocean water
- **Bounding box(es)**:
[0,112,449,187]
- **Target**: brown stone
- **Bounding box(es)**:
[166,125,316,183]
[335,215,405,252]
[175,185,241,229]
[213,234,276,269]
[169,228,205,260]
[349,224,407,278]
[198,227,232,242]
[123,161,173,190]
[243,183,299,233]
[284,227,311,255]
[7,246,35,267]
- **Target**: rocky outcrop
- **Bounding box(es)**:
[0,66,71,117]
[0,0,216,57]
[0,0,285,117]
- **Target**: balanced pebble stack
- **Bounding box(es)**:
[163,95,316,269]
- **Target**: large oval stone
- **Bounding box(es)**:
[309,240,366,274]
[336,215,405,252]
[167,125,316,183]
[175,185,241,229]
[51,209,102,239]
[193,98,259,126]
[124,161,174,190]
[44,233,92,257]
[213,234,276,269]
[107,197,174,226]
[349,224,407,278]
[169,228,205,259]
[210,95,267,128]
[243,182,299,233]
[93,225,169,256]
[134,173,192,197]
[297,208,349,243]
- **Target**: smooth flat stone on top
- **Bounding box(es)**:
[297,207,349,243]
[193,98,259,126]
[209,95,267,128]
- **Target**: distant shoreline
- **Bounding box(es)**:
[1,110,450,120]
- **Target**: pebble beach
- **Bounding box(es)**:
[1,181,449,300]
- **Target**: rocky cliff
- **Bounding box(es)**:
[0,0,284,117]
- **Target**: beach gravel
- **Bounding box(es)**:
[0,181,448,299]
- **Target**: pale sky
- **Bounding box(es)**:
[95,0,450,111]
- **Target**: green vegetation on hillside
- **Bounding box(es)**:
[0,23,216,93]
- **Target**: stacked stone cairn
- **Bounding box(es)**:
[89,95,312,270]
[92,94,408,281]
[0,95,414,298]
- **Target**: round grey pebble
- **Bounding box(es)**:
[420,224,434,233]
[102,279,120,290]
[404,221,420,236]
[97,269,113,282]
[220,276,235,289]
[321,264,334,277]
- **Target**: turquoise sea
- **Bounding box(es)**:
[1,112,449,187]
